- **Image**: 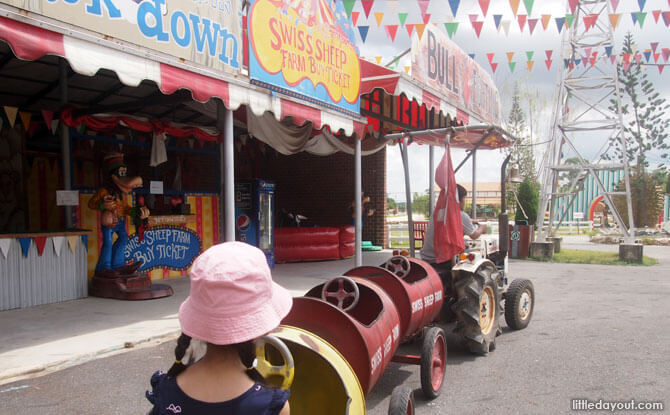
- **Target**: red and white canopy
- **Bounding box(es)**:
[0,14,365,138]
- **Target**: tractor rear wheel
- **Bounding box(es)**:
[504,279,534,330]
[452,266,501,355]
[388,385,415,415]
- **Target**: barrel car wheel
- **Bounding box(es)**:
[420,326,447,399]
[388,385,415,415]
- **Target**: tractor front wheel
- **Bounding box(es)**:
[452,266,501,355]
[504,278,534,330]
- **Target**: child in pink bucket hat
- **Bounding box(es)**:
[146,242,293,414]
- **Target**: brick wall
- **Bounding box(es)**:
[264,145,387,246]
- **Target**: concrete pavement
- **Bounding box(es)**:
[0,250,391,385]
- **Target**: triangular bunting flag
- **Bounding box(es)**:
[4,106,18,128]
[555,17,565,33]
[605,46,613,56]
[19,111,31,129]
[509,0,520,16]
[638,0,646,10]
[610,13,621,29]
[528,18,538,34]
[584,47,592,57]
[469,13,478,23]
[342,0,355,18]
[663,11,670,26]
[406,24,415,37]
[523,0,534,16]
[509,61,516,72]
[479,0,490,17]
[468,53,476,60]
[67,235,78,253]
[493,14,503,30]
[487,52,495,62]
[590,55,597,66]
[658,65,665,74]
[374,12,384,27]
[375,56,382,64]
[358,26,370,42]
[34,236,47,256]
[422,13,431,24]
[52,236,65,257]
[652,10,661,23]
[19,237,31,257]
[568,0,578,14]
[610,54,617,64]
[654,52,660,62]
[404,66,410,74]
[490,62,498,73]
[361,0,374,19]
[0,238,11,259]
[501,19,511,35]
[398,12,408,27]
[418,0,431,16]
[81,234,88,251]
[526,51,534,61]
[635,53,642,65]
[662,48,669,62]
[517,14,527,31]
[565,13,574,28]
[643,50,652,62]
[506,52,515,63]
[472,20,484,37]
[574,58,581,66]
[41,110,54,129]
[384,25,399,41]
[545,50,553,59]
[527,61,534,71]
[635,12,647,27]
[545,59,553,70]
[415,23,427,39]
[611,0,619,12]
[51,119,59,134]
[448,0,460,17]
[651,42,659,52]
[541,14,551,29]
[351,11,360,26]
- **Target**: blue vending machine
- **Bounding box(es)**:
[235,179,275,267]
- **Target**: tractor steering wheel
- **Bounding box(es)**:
[321,276,360,311]
[254,335,295,391]
[384,255,412,279]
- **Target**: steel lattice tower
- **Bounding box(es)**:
[535,0,636,244]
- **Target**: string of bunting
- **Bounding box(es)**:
[0,235,88,259]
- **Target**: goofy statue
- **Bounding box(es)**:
[88,152,173,300]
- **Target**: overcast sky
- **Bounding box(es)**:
[351,0,669,202]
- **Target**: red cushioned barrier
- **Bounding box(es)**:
[339,225,355,259]
[275,227,352,263]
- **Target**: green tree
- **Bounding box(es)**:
[613,171,664,227]
[514,178,539,225]
[506,82,538,183]
[387,197,397,211]
[607,32,670,172]
[412,192,431,219]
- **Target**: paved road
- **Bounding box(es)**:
[2,240,669,414]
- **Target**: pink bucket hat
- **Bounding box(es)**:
[178,242,292,345]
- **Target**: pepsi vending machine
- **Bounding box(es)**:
[235,179,275,267]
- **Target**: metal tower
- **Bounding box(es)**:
[535,0,636,244]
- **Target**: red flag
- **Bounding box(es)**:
[433,146,465,263]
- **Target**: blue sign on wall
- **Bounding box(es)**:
[125,226,202,271]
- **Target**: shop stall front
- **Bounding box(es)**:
[0,0,365,308]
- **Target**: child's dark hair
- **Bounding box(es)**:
[166,333,192,377]
[166,333,265,384]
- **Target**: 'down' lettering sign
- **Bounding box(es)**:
[125,226,202,271]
